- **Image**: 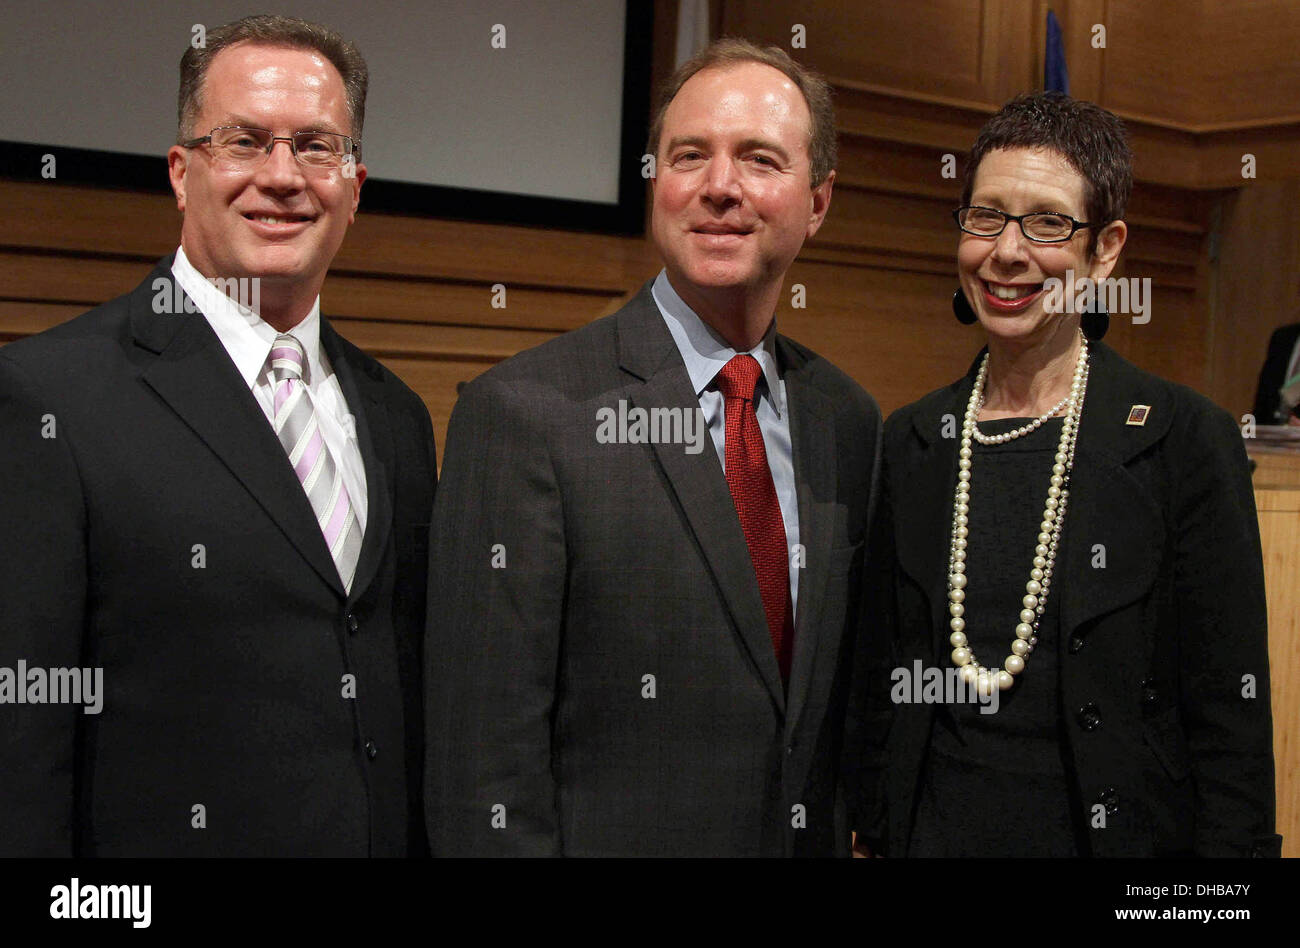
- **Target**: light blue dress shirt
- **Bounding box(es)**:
[651,270,801,620]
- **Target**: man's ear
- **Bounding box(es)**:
[1087,219,1128,282]
[167,145,189,213]
[348,161,367,222]
[806,169,835,240]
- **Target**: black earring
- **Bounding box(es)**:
[952,289,978,325]
[1081,303,1109,341]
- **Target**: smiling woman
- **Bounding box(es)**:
[955,144,1122,365]
[848,92,1281,859]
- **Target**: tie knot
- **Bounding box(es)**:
[716,354,763,402]
[269,334,306,382]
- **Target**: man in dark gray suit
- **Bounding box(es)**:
[426,39,881,856]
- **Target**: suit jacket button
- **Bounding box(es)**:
[786,745,795,756]
[365,740,378,760]
[1068,635,1085,654]
[346,613,360,635]
[1140,678,1158,705]
[1096,787,1120,815]
[1077,703,1101,730]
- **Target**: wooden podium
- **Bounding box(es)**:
[1249,443,1300,857]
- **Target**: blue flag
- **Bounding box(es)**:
[1045,10,1069,93]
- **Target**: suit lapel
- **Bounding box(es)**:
[894,343,1172,664]
[132,262,345,597]
[779,342,837,736]
[1056,343,1168,636]
[618,286,786,713]
[895,373,970,667]
[320,321,395,606]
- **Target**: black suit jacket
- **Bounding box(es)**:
[1252,323,1300,424]
[0,258,437,856]
[425,282,882,856]
[849,342,1280,857]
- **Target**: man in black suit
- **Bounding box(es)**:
[1252,322,1300,425]
[0,15,435,856]
[426,39,882,856]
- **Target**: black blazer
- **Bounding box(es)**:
[1252,323,1300,424]
[425,283,882,856]
[848,342,1280,857]
[0,258,437,856]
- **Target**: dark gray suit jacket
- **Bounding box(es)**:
[425,282,882,856]
[0,258,436,856]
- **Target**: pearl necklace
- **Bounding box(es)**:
[970,390,1071,444]
[947,335,1090,693]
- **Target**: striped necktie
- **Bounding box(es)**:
[268,334,363,591]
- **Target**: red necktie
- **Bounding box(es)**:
[716,354,794,684]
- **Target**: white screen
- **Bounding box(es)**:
[0,0,628,204]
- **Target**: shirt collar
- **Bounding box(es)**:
[171,245,323,387]
[650,269,784,416]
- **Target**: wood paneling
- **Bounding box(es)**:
[0,179,653,458]
[2,0,1295,452]
[724,0,1300,187]
[1251,447,1300,490]
[723,0,999,104]
[1210,179,1300,417]
[1133,0,1300,127]
[1256,483,1300,858]
[0,248,625,335]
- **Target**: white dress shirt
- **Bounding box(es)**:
[171,246,368,531]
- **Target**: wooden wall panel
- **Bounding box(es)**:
[0,179,658,462]
[1046,0,1106,104]
[1180,0,1300,127]
[2,0,1295,456]
[0,302,82,342]
[717,0,1297,425]
[1094,1,1200,123]
[722,0,1004,105]
[0,179,658,295]
[1196,123,1300,190]
[778,259,975,416]
[1255,484,1300,858]
[1211,179,1300,418]
[364,355,502,451]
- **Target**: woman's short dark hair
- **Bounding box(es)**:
[178,15,368,144]
[962,91,1132,255]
